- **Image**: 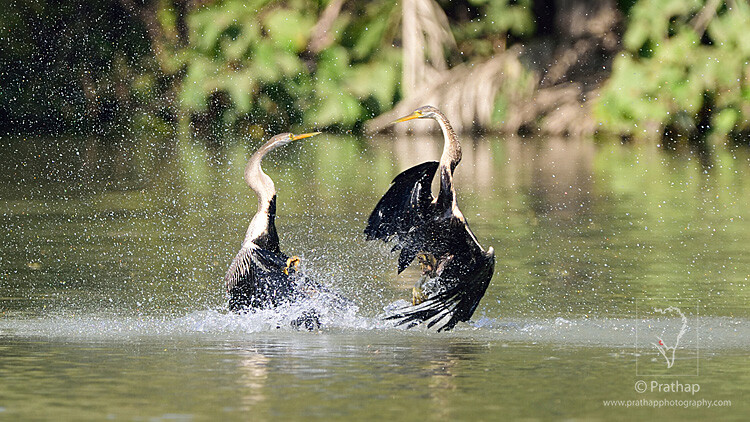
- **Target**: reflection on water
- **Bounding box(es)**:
[237,350,269,410]
[512,137,595,217]
[2,133,749,317]
[1,134,749,419]
[0,333,744,420]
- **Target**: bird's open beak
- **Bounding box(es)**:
[291,132,322,140]
[391,111,422,125]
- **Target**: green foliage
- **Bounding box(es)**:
[6,0,750,142]
[623,0,703,51]
[449,0,535,58]
[596,0,750,140]
[175,0,401,134]
[466,0,535,38]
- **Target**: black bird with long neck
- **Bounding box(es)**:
[225,132,323,312]
[365,105,495,332]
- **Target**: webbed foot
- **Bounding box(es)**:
[412,285,427,305]
[416,252,437,277]
[283,256,301,275]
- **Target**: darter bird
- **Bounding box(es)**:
[225,132,342,328]
[365,106,495,332]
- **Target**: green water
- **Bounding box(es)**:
[1,134,748,420]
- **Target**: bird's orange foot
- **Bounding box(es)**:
[283,256,301,275]
[412,285,427,306]
[416,252,437,277]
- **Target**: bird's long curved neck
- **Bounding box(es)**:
[433,110,462,210]
[243,145,280,253]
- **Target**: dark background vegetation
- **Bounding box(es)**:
[2,0,749,145]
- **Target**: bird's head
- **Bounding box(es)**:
[269,131,322,148]
[391,105,441,124]
[247,131,321,188]
[259,131,322,158]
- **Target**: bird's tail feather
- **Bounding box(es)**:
[384,287,463,332]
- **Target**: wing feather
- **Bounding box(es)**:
[384,249,495,332]
[225,245,286,292]
[225,244,291,311]
[225,247,255,293]
[364,161,438,243]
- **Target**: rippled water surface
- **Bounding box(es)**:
[1,134,749,420]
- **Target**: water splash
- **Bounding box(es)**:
[3,305,747,351]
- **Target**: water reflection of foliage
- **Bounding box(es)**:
[3,134,749,318]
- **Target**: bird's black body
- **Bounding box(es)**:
[365,106,495,332]
[226,196,310,311]
[225,132,339,327]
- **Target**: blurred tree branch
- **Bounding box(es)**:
[307,0,345,54]
[690,0,721,37]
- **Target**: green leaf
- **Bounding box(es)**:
[713,108,740,136]
[263,8,315,53]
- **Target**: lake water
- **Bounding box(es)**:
[1,134,748,420]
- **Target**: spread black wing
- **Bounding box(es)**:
[384,248,495,332]
[364,161,439,272]
[365,161,438,241]
[366,160,497,331]
[225,245,299,311]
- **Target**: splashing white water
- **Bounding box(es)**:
[2,303,748,352]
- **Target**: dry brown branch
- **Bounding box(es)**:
[690,0,721,37]
[307,0,346,54]
[541,39,594,87]
[119,0,169,70]
[373,0,619,137]
[401,0,455,97]
[366,47,532,133]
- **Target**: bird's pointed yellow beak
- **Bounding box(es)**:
[291,131,322,141]
[391,111,422,125]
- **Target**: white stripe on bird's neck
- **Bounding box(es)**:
[243,154,276,246]
[434,111,461,172]
[432,111,462,211]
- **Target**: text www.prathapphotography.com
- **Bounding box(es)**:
[603,399,731,409]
